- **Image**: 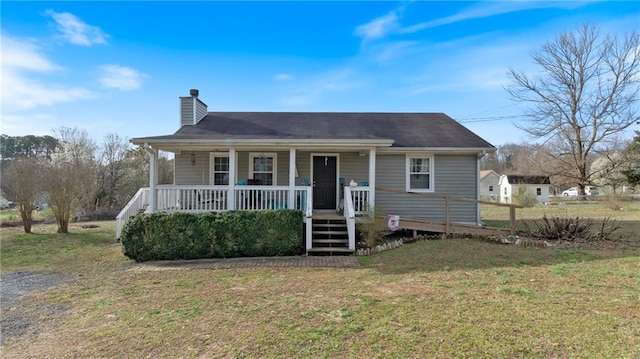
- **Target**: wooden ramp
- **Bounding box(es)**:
[376,187,522,237]
[396,217,510,237]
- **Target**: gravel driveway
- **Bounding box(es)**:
[1,271,76,345]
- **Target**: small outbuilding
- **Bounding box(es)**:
[498,174,552,205]
[480,170,500,202]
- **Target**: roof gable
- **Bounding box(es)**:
[480,170,499,180]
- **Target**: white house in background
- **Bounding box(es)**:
[480,170,500,202]
[498,174,552,205]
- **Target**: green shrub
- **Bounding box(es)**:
[356,207,390,248]
[121,210,303,261]
[513,186,537,207]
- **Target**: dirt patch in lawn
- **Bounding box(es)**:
[0,271,76,346]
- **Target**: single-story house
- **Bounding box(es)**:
[480,170,500,202]
[117,89,495,254]
[498,174,552,205]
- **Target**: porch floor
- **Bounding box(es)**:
[312,210,343,220]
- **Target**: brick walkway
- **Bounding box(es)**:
[129,256,360,271]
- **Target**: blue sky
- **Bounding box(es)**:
[2,1,638,147]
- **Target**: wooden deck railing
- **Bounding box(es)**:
[376,186,522,235]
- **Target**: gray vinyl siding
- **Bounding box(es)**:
[340,152,369,185]
[376,154,478,223]
[237,152,249,183]
[175,151,210,185]
[295,151,369,186]
[237,151,290,186]
[296,151,311,185]
[176,151,295,186]
[195,99,207,124]
[174,150,370,186]
[180,97,194,127]
[175,150,478,223]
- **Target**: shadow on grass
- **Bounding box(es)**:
[359,221,640,275]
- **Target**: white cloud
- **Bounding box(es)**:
[1,33,94,111]
[1,35,61,72]
[45,9,109,46]
[354,10,400,41]
[0,113,59,136]
[97,65,147,91]
[278,69,361,107]
[356,2,587,41]
[403,1,586,34]
[1,70,94,111]
[274,73,293,81]
[363,41,420,65]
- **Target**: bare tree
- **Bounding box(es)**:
[45,127,98,233]
[2,158,41,233]
[482,142,551,176]
[506,24,639,196]
[96,133,131,209]
[157,152,174,185]
[622,130,640,186]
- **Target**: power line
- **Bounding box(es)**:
[460,103,523,118]
[457,115,522,123]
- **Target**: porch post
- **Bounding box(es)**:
[228,148,236,210]
[148,146,158,212]
[368,147,376,210]
[289,148,296,209]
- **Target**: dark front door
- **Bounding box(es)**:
[313,156,337,209]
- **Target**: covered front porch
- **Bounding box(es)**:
[117,142,389,254]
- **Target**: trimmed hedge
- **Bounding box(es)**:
[121,210,303,261]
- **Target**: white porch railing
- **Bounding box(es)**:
[115,187,149,239]
[158,185,229,212]
[116,185,312,240]
[234,186,309,211]
[350,186,371,214]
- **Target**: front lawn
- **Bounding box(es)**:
[1,210,639,358]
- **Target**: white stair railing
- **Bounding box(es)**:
[304,187,313,251]
[343,187,356,251]
[116,187,149,239]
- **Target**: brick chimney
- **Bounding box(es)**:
[179,89,208,127]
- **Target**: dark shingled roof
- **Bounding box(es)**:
[135,112,494,148]
[506,175,551,184]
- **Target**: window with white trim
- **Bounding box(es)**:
[209,153,229,185]
[249,153,277,185]
[406,154,434,192]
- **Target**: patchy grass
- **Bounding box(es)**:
[0,221,129,274]
[0,207,55,224]
[481,201,640,221]
[1,216,639,358]
[481,201,640,245]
